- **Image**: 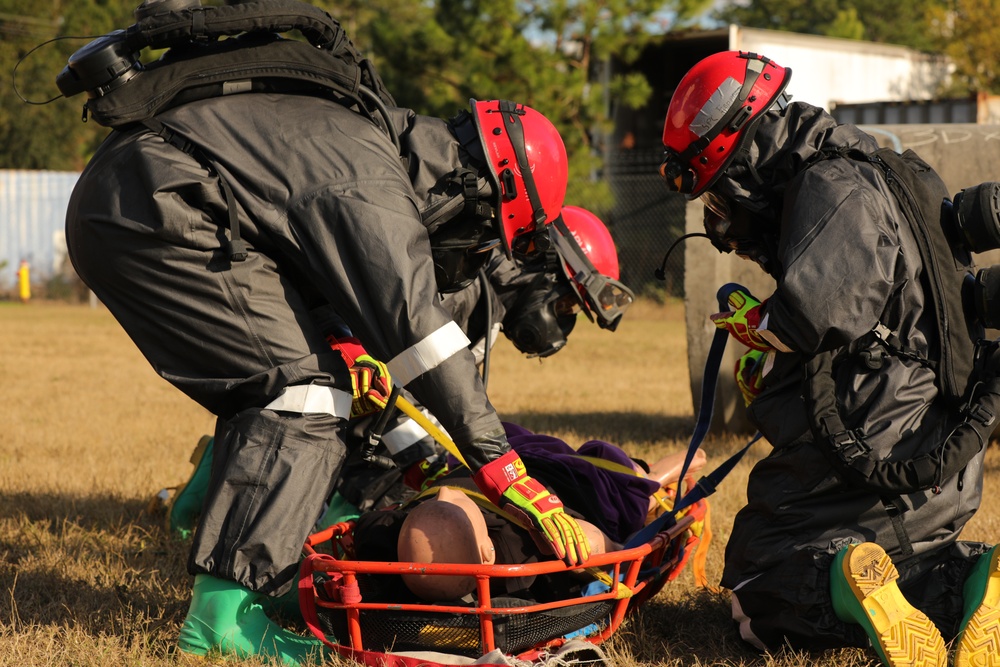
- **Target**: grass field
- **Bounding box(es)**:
[2,299,999,666]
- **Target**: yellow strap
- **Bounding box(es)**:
[395,395,469,468]
[691,500,716,591]
[573,454,641,476]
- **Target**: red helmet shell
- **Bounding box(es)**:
[661,51,791,197]
[559,206,619,280]
[471,99,568,254]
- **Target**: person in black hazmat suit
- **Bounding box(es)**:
[59,2,592,663]
[160,205,634,541]
[325,204,633,513]
[658,50,1000,667]
[160,204,634,535]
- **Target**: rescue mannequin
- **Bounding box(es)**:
[658,50,1000,667]
[161,205,634,534]
[396,486,617,602]
[351,423,709,603]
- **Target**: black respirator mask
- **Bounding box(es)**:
[502,271,578,358]
[429,216,500,293]
[703,194,783,279]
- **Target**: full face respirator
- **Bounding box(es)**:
[502,271,578,358]
[429,217,500,293]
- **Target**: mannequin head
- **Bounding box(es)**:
[397,486,496,601]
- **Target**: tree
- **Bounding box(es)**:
[712,0,946,51]
[927,0,1000,95]
[321,0,709,214]
[3,0,714,201]
[0,0,135,169]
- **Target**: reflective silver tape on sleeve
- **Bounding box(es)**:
[264,384,352,419]
[382,410,454,455]
[387,321,471,386]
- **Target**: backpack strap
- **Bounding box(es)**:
[803,345,1000,495]
[142,118,248,265]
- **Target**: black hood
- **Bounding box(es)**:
[386,107,494,235]
[711,102,881,220]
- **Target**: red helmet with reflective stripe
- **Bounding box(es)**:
[559,205,620,280]
[471,99,568,256]
[660,51,791,198]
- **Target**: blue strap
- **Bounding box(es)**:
[623,283,760,550]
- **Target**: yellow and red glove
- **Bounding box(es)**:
[735,348,767,406]
[348,354,391,418]
[710,289,772,352]
[327,336,392,418]
[402,457,451,491]
[473,450,591,566]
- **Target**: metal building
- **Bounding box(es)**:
[0,170,80,291]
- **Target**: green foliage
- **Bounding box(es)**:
[2,0,706,216]
[927,0,1000,94]
[328,0,690,212]
[822,8,864,41]
[712,0,947,51]
[0,0,135,169]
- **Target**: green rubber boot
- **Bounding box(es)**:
[830,542,945,667]
[314,491,360,532]
[177,574,328,665]
[954,544,1000,667]
[167,435,214,540]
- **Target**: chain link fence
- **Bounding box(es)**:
[603,147,688,299]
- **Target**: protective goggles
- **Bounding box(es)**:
[658,157,695,194]
[548,217,634,331]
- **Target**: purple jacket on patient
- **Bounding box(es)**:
[482,422,661,543]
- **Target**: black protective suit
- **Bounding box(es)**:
[66,93,513,596]
[331,249,551,510]
[713,103,992,649]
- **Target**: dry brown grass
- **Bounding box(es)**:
[2,299,999,666]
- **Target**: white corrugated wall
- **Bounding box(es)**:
[0,170,80,288]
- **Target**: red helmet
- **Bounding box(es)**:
[470,99,568,257]
[559,205,620,280]
[660,51,792,198]
[549,206,633,331]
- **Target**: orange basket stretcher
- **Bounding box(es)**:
[296,512,696,667]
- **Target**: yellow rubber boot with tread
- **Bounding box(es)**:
[954,545,1000,667]
[830,542,946,667]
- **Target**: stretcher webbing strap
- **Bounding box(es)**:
[394,395,468,467]
[574,455,640,476]
[691,500,713,589]
[626,283,761,551]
